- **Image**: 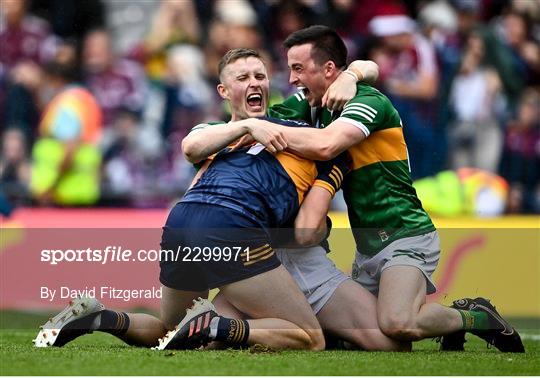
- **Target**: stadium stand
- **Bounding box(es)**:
[1,0,539,213]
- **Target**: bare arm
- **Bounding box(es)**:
[348,59,379,85]
[323,60,379,111]
[294,186,333,246]
[181,123,248,164]
[245,118,365,160]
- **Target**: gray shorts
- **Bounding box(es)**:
[351,231,440,296]
[276,246,349,314]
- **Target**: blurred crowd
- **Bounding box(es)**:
[0,0,539,214]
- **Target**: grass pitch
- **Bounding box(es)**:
[1,312,539,376]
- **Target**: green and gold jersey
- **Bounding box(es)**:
[270,84,435,256]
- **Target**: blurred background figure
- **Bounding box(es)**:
[82,28,148,131]
[447,32,505,173]
[101,108,165,207]
[499,88,540,214]
[0,0,537,214]
[0,0,58,140]
[367,2,440,179]
[30,61,102,206]
[0,127,31,212]
[496,10,540,89]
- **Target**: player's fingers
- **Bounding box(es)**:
[326,96,336,111]
[271,134,287,152]
[333,98,345,111]
[265,141,277,153]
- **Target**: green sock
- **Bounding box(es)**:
[457,309,490,330]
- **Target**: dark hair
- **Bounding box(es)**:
[44,61,78,83]
[283,25,347,68]
[218,48,264,79]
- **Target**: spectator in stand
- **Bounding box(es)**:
[496,10,540,87]
[101,0,157,57]
[82,28,148,131]
[161,44,213,141]
[0,127,31,207]
[0,0,57,75]
[101,108,170,208]
[131,0,201,82]
[203,0,263,84]
[447,32,505,173]
[0,0,58,139]
[368,4,440,179]
[450,0,525,113]
[30,61,103,206]
[265,0,314,78]
[499,88,540,214]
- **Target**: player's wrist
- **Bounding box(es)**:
[342,69,358,82]
[345,66,364,82]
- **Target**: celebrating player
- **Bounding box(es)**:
[233,26,524,353]
[182,48,408,351]
[34,50,364,351]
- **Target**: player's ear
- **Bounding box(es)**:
[217,83,229,100]
[324,61,337,77]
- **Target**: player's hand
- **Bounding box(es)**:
[322,71,357,111]
[245,119,288,153]
[231,134,255,150]
[314,151,352,195]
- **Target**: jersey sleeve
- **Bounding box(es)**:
[268,92,312,123]
[188,121,227,135]
[337,94,387,137]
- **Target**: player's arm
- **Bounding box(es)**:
[244,118,365,160]
[285,120,366,160]
[348,60,379,84]
[182,116,299,163]
[247,94,384,159]
[181,122,249,164]
[294,186,332,246]
[323,60,379,111]
[294,151,351,246]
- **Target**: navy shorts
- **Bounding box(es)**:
[159,203,281,291]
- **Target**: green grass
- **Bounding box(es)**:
[1,312,539,376]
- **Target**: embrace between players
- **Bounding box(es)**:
[35,26,524,353]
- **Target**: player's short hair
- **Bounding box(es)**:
[218,48,264,81]
[283,25,347,69]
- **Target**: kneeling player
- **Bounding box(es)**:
[182,48,408,351]
[34,117,352,351]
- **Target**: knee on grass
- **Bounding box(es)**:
[379,314,423,341]
[299,328,325,351]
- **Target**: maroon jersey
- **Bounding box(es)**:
[0,16,56,77]
[84,59,147,127]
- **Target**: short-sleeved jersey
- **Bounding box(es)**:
[272,84,435,256]
[185,120,330,228]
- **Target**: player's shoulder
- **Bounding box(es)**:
[268,91,310,121]
[345,84,393,113]
[277,90,309,108]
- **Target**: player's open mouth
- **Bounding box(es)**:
[246,93,263,109]
[298,86,310,97]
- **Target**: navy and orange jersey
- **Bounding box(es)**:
[183,118,331,228]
